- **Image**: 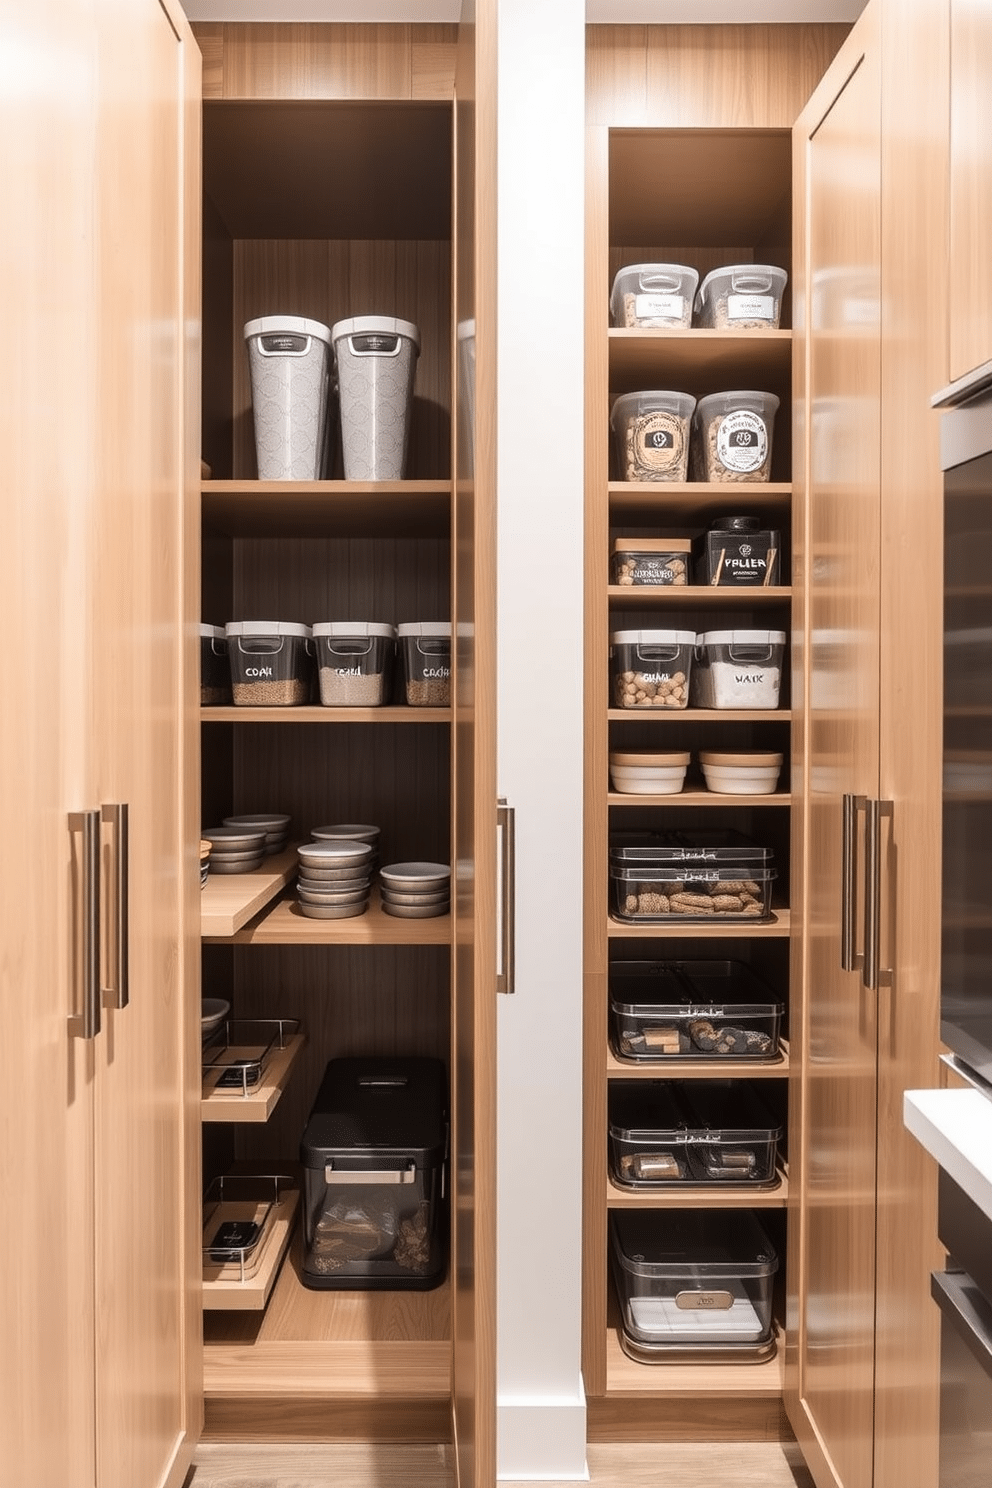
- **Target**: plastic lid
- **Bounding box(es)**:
[199,624,226,639]
[225,621,311,638]
[696,263,788,299]
[612,537,693,554]
[610,390,696,428]
[611,1208,778,1276]
[331,315,421,352]
[610,629,697,646]
[243,314,332,344]
[697,630,786,646]
[709,515,762,533]
[397,621,452,638]
[610,752,691,767]
[609,262,699,316]
[311,621,397,639]
[695,390,780,419]
[699,751,784,767]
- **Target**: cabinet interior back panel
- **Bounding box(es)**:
[232,239,452,480]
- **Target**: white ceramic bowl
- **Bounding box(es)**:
[610,765,688,795]
[699,752,783,796]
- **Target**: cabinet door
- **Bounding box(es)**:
[949,0,992,384]
[789,12,882,1488]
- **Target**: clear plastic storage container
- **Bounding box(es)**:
[609,830,776,924]
[610,630,695,710]
[693,263,788,330]
[609,263,699,328]
[611,538,692,587]
[312,622,396,707]
[609,959,784,1062]
[691,630,786,710]
[398,622,451,707]
[199,624,231,705]
[609,1079,782,1188]
[691,390,779,484]
[225,621,313,706]
[610,391,696,482]
[610,1208,778,1361]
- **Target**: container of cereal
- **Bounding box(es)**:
[691,391,779,484]
[225,621,313,707]
[199,624,231,706]
[609,263,699,329]
[611,538,691,587]
[693,264,788,331]
[398,622,451,707]
[691,630,786,710]
[312,622,396,707]
[610,391,696,483]
[609,959,784,1063]
[610,630,695,710]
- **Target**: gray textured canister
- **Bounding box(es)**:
[332,315,420,480]
[244,315,333,480]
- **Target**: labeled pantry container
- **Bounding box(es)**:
[225,621,313,706]
[610,391,695,482]
[608,1079,782,1188]
[611,537,691,586]
[608,828,776,924]
[693,263,788,330]
[199,624,231,706]
[244,315,334,480]
[609,958,784,1062]
[691,629,787,710]
[609,262,699,328]
[610,629,695,710]
[312,622,396,707]
[299,1057,448,1291]
[694,514,781,587]
[610,1208,779,1363]
[690,390,779,484]
[398,621,451,707]
[332,315,420,481]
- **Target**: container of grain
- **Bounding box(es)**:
[243,315,334,480]
[611,391,696,483]
[610,630,695,710]
[225,621,313,706]
[199,624,231,706]
[691,630,786,710]
[609,263,699,329]
[691,391,779,484]
[693,264,787,330]
[611,538,692,587]
[332,315,420,481]
[312,622,396,707]
[398,622,451,707]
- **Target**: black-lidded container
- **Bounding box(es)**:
[300,1057,448,1291]
[694,514,781,587]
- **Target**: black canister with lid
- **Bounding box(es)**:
[694,514,781,588]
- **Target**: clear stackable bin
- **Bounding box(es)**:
[611,538,692,586]
[610,630,695,710]
[609,263,699,328]
[225,621,313,706]
[609,830,776,924]
[610,1208,778,1361]
[312,622,396,707]
[690,390,779,484]
[610,391,696,482]
[609,1079,782,1188]
[199,624,231,705]
[691,630,787,710]
[693,264,787,330]
[609,959,784,1062]
[398,622,451,707]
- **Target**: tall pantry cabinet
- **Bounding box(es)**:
[0,2,202,1487]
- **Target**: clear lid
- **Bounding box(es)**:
[611,1208,778,1277]
[244,314,332,344]
[609,828,775,866]
[397,621,452,638]
[694,390,780,421]
[697,630,787,647]
[331,315,421,351]
[609,958,782,1012]
[695,263,788,304]
[610,390,697,428]
[610,629,697,647]
[225,621,311,639]
[609,263,699,319]
[311,621,396,639]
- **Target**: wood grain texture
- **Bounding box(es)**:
[587,1397,795,1445]
[948,0,992,383]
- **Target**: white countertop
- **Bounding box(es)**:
[904,1086,992,1225]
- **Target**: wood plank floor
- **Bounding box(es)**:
[190,1438,817,1486]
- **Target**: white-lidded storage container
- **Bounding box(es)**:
[609,263,699,328]
[244,315,334,480]
[691,390,779,484]
[332,315,420,481]
[225,621,313,707]
[312,622,396,707]
[691,630,786,710]
[609,751,690,795]
[699,751,784,794]
[398,621,451,707]
[611,391,696,483]
[694,264,788,330]
[610,630,695,710]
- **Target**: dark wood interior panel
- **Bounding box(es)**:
[232,534,451,626]
[202,193,235,475]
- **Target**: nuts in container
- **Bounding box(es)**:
[690,390,779,484]
[609,630,695,710]
[611,391,696,482]
[609,263,699,328]
[611,537,691,587]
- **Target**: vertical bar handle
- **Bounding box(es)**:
[496,798,516,995]
[72,809,101,1039]
[841,793,862,971]
[863,797,893,992]
[102,802,129,1009]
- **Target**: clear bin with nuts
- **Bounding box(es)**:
[312,621,396,707]
[609,263,699,329]
[609,830,776,923]
[225,621,313,706]
[609,959,784,1063]
[611,537,691,587]
[609,1080,782,1189]
[610,630,695,710]
[690,390,779,484]
[693,263,788,330]
[611,390,696,482]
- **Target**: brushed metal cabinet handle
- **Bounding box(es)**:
[71,809,101,1039]
[102,802,129,1009]
[841,794,866,972]
[496,798,516,995]
[863,797,893,991]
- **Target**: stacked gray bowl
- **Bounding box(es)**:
[311,822,380,869]
[223,812,292,856]
[202,826,267,874]
[379,861,451,918]
[296,840,375,919]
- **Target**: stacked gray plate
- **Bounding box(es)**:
[296,840,375,919]
[202,826,267,874]
[223,812,292,856]
[379,861,451,918]
[311,822,381,869]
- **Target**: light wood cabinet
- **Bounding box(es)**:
[948,0,992,385]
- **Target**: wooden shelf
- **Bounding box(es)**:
[609,483,792,525]
[608,328,792,393]
[201,705,451,725]
[202,1188,300,1312]
[608,585,791,608]
[608,708,791,724]
[606,1039,791,1080]
[607,907,791,940]
[604,1319,785,1398]
[201,479,450,539]
[201,844,300,937]
[608,787,790,807]
[204,886,452,947]
[606,1167,789,1209]
[202,1033,306,1124]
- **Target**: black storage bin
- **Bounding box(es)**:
[300,1056,448,1291]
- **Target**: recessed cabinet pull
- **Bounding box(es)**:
[102,803,129,1010]
[841,794,867,973]
[71,809,101,1040]
[496,798,516,995]
[863,797,893,992]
